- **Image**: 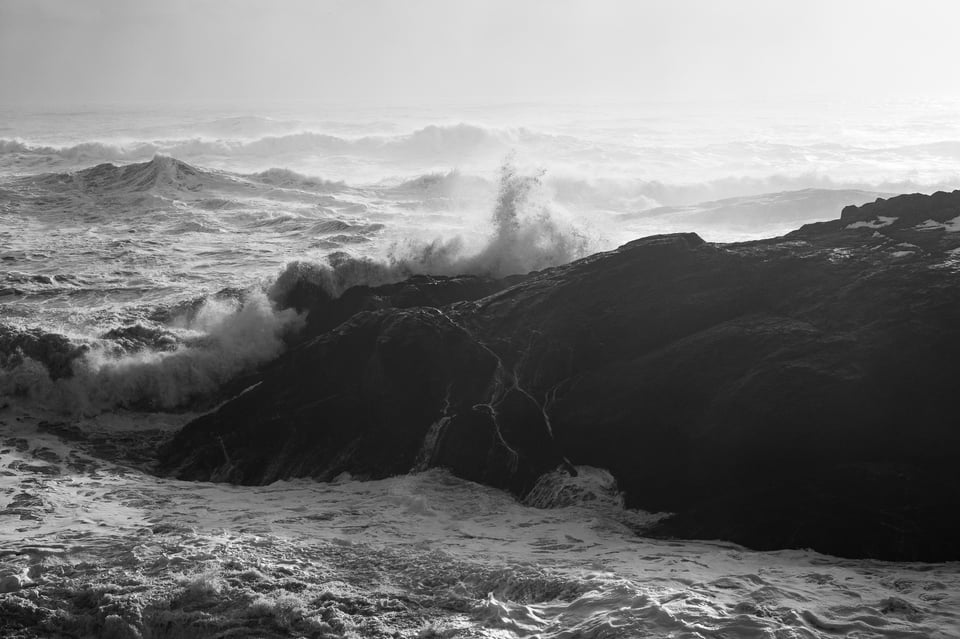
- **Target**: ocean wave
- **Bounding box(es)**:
[384,169,492,199]
[0,138,159,163]
[190,122,507,160]
[0,291,304,414]
[249,167,345,192]
[0,123,519,167]
[11,155,243,199]
[269,160,593,300]
[5,128,960,204]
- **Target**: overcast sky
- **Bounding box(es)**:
[2,0,959,106]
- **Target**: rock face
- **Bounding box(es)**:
[159,190,960,562]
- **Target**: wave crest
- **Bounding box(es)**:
[250,167,345,192]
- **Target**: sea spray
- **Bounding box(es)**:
[269,159,592,301]
[0,291,304,414]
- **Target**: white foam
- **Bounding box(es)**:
[846,215,897,229]
[1,419,957,639]
[916,215,960,232]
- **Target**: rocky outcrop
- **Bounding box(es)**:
[163,305,563,494]
[159,190,960,561]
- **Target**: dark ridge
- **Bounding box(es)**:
[159,190,960,562]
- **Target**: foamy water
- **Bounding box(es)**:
[1,410,958,638]
[2,100,960,637]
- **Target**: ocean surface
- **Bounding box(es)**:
[1,100,959,637]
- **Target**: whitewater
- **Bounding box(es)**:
[2,100,959,638]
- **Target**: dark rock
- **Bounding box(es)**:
[161,306,563,493]
[270,261,518,340]
[159,191,960,561]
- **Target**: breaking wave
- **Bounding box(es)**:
[0,292,304,414]
[270,160,592,299]
[0,159,584,414]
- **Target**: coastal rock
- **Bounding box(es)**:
[162,306,565,494]
[159,191,960,561]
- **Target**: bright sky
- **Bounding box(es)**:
[2,0,959,106]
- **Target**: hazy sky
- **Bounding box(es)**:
[2,0,960,106]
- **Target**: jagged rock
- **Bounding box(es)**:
[159,191,960,561]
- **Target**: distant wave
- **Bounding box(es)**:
[249,167,345,192]
[15,155,222,196]
[5,128,960,202]
[9,157,356,208]
[0,123,509,164]
[0,138,158,163]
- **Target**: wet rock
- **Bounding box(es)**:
[162,306,563,494]
[161,191,960,562]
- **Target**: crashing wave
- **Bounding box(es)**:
[269,160,592,300]
[0,292,304,414]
